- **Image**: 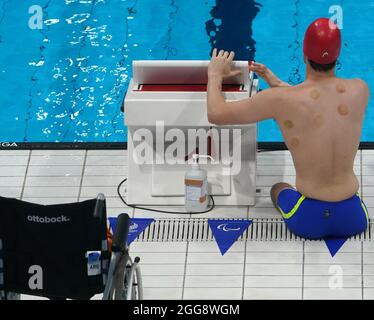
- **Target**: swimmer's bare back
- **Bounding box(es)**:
[273,77,369,201]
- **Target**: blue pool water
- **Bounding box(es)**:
[0,0,373,143]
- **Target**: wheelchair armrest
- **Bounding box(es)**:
[112,213,130,252]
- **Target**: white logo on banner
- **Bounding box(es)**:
[129,223,139,231]
[217,224,241,232]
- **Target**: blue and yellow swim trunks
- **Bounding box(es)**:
[277,189,369,240]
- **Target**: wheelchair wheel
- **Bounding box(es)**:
[112,254,142,300]
[128,257,143,300]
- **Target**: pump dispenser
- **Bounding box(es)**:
[185,154,214,213]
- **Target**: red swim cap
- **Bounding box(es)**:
[303,18,342,64]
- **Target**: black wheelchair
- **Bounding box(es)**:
[0,194,143,300]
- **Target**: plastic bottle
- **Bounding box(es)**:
[185,154,213,213]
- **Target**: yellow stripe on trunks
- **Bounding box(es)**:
[278,195,306,220]
[357,193,369,223]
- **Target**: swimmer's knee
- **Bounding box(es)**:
[270,182,294,205]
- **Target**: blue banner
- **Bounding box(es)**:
[324,237,349,258]
[208,220,252,256]
[108,217,155,245]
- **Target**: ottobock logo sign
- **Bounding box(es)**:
[0,142,18,147]
[27,215,70,224]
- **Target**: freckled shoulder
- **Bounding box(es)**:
[283,120,294,129]
[310,89,320,100]
[291,137,300,148]
[349,79,370,110]
[354,78,370,96]
[337,104,350,116]
[336,83,346,94]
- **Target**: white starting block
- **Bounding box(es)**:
[124,60,259,206]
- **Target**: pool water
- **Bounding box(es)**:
[0,0,373,143]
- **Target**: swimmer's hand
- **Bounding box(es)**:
[249,62,290,88]
[208,49,242,79]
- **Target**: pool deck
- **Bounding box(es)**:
[1,149,374,300]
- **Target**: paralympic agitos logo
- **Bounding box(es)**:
[217,224,241,232]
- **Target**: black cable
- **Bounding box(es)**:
[117,178,215,215]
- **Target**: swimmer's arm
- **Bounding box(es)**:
[357,78,370,101]
[249,62,291,88]
[356,78,370,115]
[207,78,279,125]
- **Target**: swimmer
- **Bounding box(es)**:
[207,18,370,240]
